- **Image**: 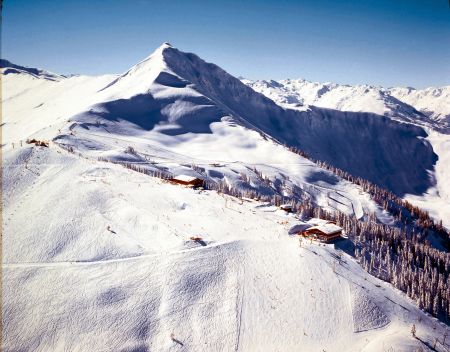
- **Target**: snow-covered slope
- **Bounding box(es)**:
[0,59,64,81]
[403,130,450,230]
[2,44,449,351]
[1,61,117,145]
[3,146,448,352]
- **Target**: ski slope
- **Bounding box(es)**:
[3,146,448,352]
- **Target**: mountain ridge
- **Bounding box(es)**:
[244,78,450,131]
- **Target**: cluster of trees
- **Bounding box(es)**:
[94,148,449,321]
[283,198,450,320]
[343,213,449,320]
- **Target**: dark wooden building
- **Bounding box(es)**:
[301,223,343,243]
[280,204,293,212]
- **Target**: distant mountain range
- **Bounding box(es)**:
[243,78,450,131]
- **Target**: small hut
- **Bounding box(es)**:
[280,204,293,212]
[170,175,204,188]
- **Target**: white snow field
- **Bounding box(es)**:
[3,146,449,352]
[2,44,449,351]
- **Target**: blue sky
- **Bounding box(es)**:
[3,0,450,88]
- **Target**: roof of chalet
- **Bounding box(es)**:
[306,218,332,226]
[172,175,202,183]
[288,223,312,235]
[307,223,343,235]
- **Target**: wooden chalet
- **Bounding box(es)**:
[301,222,343,243]
[170,175,204,188]
[26,138,49,147]
[280,204,293,212]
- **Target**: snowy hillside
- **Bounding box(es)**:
[3,146,449,352]
[0,59,65,81]
[2,44,449,351]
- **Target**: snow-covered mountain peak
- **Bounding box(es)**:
[97,42,222,99]
[1,44,436,197]
[160,41,173,48]
[96,43,176,98]
[140,41,175,62]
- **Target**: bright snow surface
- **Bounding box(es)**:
[2,43,449,351]
[3,147,449,351]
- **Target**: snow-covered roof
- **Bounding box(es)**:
[172,175,201,182]
[288,223,312,235]
[308,223,342,235]
[280,204,293,209]
[307,218,332,226]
